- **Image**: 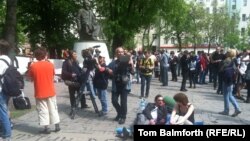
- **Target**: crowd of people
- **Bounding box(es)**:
[1,37,250,140]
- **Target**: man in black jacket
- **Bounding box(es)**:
[136,94,167,125]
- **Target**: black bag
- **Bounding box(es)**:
[64,80,81,88]
[13,96,31,110]
[0,59,24,97]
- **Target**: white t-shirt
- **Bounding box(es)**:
[0,55,11,92]
[151,107,158,121]
[239,55,249,75]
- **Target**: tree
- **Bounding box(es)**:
[18,0,80,58]
[95,0,166,57]
[2,0,17,60]
[161,0,190,51]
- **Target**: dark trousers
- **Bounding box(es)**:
[140,74,152,97]
[68,86,86,108]
[112,88,129,119]
[217,72,223,93]
[181,72,188,90]
[247,81,250,101]
[170,65,177,81]
[189,71,196,87]
[213,69,219,89]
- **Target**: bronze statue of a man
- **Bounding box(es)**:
[77,0,100,41]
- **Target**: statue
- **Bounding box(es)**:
[77,0,100,41]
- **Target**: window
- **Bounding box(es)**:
[206,7,210,13]
[244,0,247,6]
[241,28,245,35]
[171,37,175,44]
[213,7,217,13]
[242,14,246,21]
[232,5,236,9]
[164,37,168,44]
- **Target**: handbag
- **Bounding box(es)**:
[12,91,31,110]
[64,80,81,88]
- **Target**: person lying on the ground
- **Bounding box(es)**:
[170,93,195,125]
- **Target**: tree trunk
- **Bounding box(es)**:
[111,34,124,58]
[3,0,17,60]
[176,33,182,52]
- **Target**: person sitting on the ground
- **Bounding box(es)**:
[163,95,176,114]
[136,94,167,125]
[170,93,195,125]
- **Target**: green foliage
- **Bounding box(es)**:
[17,0,80,56]
[0,0,6,38]
[95,0,166,53]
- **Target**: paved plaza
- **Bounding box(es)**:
[10,75,250,141]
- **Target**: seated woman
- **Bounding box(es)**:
[170,93,195,125]
[137,94,167,125]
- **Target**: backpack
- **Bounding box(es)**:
[0,59,24,97]
[223,61,236,84]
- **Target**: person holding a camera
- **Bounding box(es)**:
[61,50,89,119]
[139,51,154,98]
[108,47,134,124]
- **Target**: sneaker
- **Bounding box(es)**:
[55,124,61,132]
[99,111,108,117]
[114,115,120,121]
[231,111,241,117]
[81,104,91,109]
[119,118,126,124]
[39,128,51,134]
[218,111,229,116]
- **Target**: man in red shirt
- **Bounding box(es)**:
[29,48,60,134]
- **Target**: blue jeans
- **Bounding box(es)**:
[140,74,152,97]
[0,92,11,138]
[96,89,108,113]
[80,80,96,98]
[160,66,168,86]
[222,83,240,113]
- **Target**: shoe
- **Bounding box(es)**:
[119,118,126,124]
[218,111,229,116]
[180,89,187,92]
[245,99,250,103]
[193,86,196,89]
[235,96,245,101]
[55,124,61,132]
[70,109,76,119]
[81,104,91,109]
[114,115,120,121]
[231,110,241,117]
[39,128,51,134]
[99,111,108,117]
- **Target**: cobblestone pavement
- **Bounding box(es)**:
[10,75,250,141]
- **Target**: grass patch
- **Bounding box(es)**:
[10,106,36,119]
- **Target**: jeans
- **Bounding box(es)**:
[0,92,11,138]
[222,83,240,113]
[140,74,152,97]
[112,89,129,119]
[160,66,168,86]
[96,89,108,113]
